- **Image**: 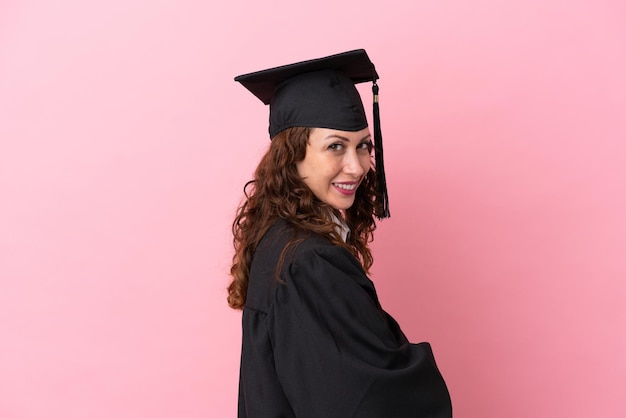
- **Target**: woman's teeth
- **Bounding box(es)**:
[334,183,356,190]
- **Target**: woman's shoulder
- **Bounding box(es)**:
[257,218,333,257]
[259,218,364,280]
[246,218,335,312]
[250,218,334,277]
[252,217,369,285]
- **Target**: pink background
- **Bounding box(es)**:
[1,1,625,417]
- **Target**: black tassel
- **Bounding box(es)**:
[372,81,390,219]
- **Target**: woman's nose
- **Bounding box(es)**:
[343,150,365,177]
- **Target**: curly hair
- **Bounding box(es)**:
[227,127,382,310]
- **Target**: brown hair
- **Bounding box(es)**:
[227,127,381,310]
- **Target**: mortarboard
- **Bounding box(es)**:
[235,49,389,219]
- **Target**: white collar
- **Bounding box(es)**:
[331,213,350,242]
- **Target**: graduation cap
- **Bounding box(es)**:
[235,49,389,219]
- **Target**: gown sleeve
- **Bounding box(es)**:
[267,244,452,418]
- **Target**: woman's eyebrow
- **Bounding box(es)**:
[323,135,350,142]
[323,134,372,142]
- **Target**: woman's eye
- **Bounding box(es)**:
[328,143,343,151]
[358,142,373,152]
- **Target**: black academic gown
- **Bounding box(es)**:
[238,219,452,418]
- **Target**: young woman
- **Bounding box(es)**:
[228,50,452,418]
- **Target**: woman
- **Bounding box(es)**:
[228,50,452,418]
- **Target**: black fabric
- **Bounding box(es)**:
[268,69,368,138]
[239,219,452,417]
[235,49,377,105]
[234,49,377,139]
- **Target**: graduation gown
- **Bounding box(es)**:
[238,219,452,418]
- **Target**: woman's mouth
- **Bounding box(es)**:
[333,182,358,195]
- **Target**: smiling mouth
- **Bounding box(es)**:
[333,183,357,191]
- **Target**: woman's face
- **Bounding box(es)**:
[296,127,372,211]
